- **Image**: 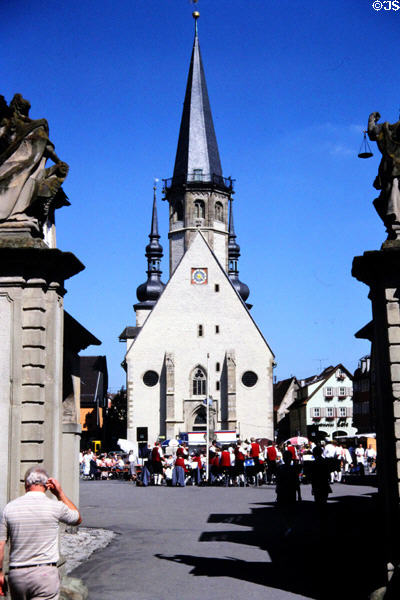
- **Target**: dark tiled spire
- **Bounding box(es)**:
[135,186,165,307]
[172,15,222,182]
[228,198,250,306]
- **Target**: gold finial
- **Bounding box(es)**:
[191,0,199,36]
[192,9,200,36]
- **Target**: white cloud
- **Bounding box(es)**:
[329,143,353,157]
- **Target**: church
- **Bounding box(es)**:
[120,13,275,445]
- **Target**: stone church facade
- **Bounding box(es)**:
[121,15,274,444]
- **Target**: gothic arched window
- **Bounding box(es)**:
[192,367,207,395]
[194,200,205,219]
[215,201,223,221]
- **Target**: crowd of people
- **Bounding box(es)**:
[80,449,128,480]
[80,437,377,492]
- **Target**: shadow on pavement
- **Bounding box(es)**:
[157,493,385,600]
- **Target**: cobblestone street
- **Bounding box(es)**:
[71,479,382,600]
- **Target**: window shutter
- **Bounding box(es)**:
[348,406,353,417]
[321,407,326,418]
[347,387,353,397]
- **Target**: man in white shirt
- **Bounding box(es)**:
[365,445,376,473]
[334,444,344,483]
[323,440,337,483]
[0,466,81,599]
[355,444,366,475]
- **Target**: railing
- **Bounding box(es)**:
[163,173,234,191]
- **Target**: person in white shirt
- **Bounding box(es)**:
[164,456,174,486]
[355,444,365,475]
[323,440,337,483]
[334,444,344,483]
[228,447,236,468]
[341,445,353,481]
[128,450,137,481]
[365,445,376,473]
[0,466,81,600]
[323,441,336,459]
[82,450,92,477]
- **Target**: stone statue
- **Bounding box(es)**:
[368,111,400,241]
[0,94,69,236]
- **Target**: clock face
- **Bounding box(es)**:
[191,268,208,285]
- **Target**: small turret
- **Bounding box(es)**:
[134,186,165,324]
[228,198,251,308]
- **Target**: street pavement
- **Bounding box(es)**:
[72,478,382,600]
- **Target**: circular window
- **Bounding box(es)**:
[241,371,258,387]
[143,370,159,387]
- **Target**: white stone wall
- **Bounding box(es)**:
[212,229,227,271]
[277,379,297,423]
[170,230,185,274]
[126,233,274,444]
[0,293,12,505]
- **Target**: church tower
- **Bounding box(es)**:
[121,13,274,446]
[163,13,234,275]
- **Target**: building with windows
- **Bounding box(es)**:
[288,365,355,442]
[353,354,375,434]
[120,15,275,445]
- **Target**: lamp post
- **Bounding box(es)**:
[206,352,210,482]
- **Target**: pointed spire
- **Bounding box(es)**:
[228,198,250,305]
[135,184,165,307]
[173,13,222,183]
[228,197,240,261]
[145,184,163,262]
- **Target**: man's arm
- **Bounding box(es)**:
[0,540,5,593]
[46,478,82,525]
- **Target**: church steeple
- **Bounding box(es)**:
[135,185,165,322]
[228,198,251,307]
[163,12,233,275]
[173,12,222,184]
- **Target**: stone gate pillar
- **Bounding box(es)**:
[352,247,400,586]
[0,239,83,506]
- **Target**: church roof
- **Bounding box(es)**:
[273,377,298,411]
[172,18,222,184]
[127,231,274,359]
[64,311,101,354]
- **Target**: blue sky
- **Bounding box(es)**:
[2,0,398,390]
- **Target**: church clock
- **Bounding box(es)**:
[191,268,208,285]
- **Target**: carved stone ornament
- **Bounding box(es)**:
[0,94,69,237]
[368,112,400,242]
